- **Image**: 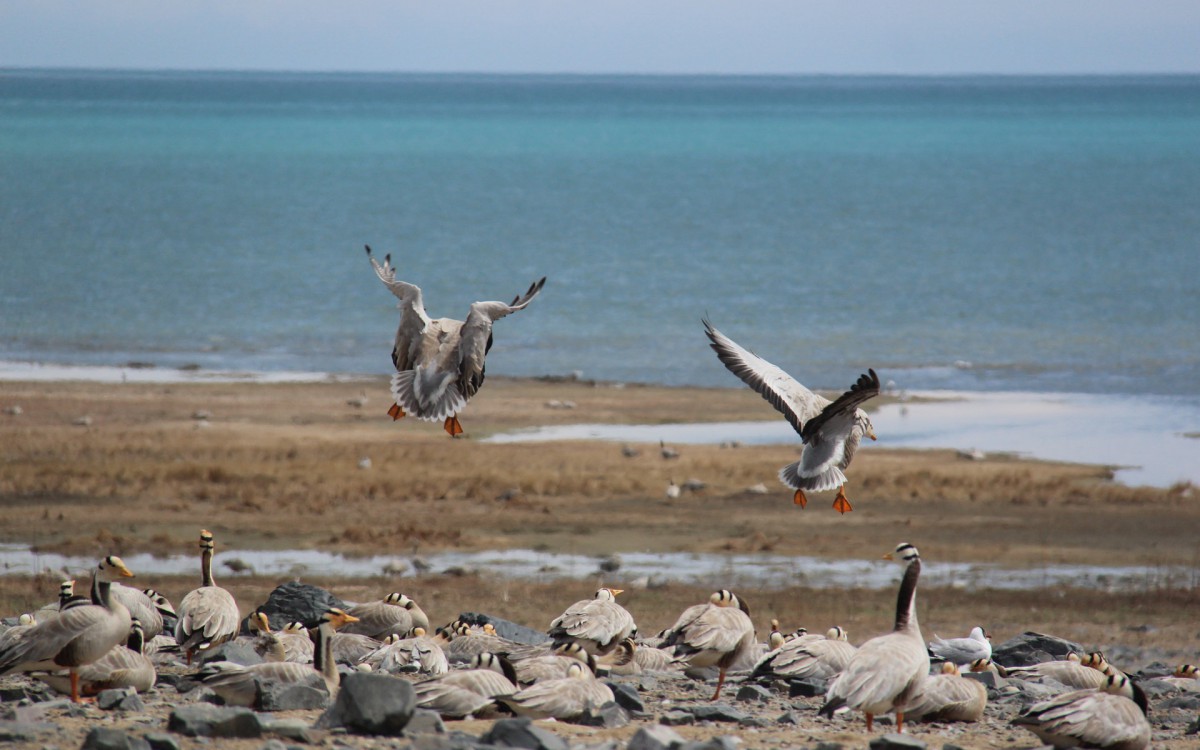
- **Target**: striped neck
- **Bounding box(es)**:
[893,557,921,633]
[200,548,216,587]
[313,623,338,693]
[90,573,112,609]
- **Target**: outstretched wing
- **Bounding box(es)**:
[800,369,880,444]
[365,246,433,372]
[702,319,828,436]
[458,277,547,399]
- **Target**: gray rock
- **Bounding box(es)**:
[257,717,313,743]
[734,684,773,703]
[787,677,827,697]
[167,705,263,738]
[962,670,1006,690]
[680,738,739,750]
[578,701,630,729]
[1139,678,1178,697]
[687,704,748,723]
[245,581,347,634]
[258,741,289,750]
[1161,693,1200,710]
[455,612,550,646]
[0,721,56,742]
[813,743,846,750]
[605,682,646,714]
[481,717,567,750]
[142,733,181,750]
[991,631,1086,668]
[256,680,329,711]
[97,687,146,712]
[659,710,696,726]
[869,734,927,750]
[81,727,151,750]
[403,709,447,736]
[315,672,415,735]
[775,710,801,725]
[195,641,264,667]
[627,725,687,750]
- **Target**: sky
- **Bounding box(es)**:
[1,1,1199,75]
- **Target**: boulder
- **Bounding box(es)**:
[256,679,329,711]
[167,705,263,739]
[315,672,415,735]
[605,681,646,714]
[481,717,568,750]
[455,612,549,645]
[686,704,748,723]
[81,728,150,750]
[734,684,773,703]
[628,725,686,750]
[577,701,630,729]
[142,733,181,750]
[97,687,146,712]
[242,581,346,634]
[869,734,928,750]
[990,631,1086,668]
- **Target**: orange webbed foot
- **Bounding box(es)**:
[387,403,406,421]
[444,416,463,437]
[793,489,808,508]
[832,486,853,514]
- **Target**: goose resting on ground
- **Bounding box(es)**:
[548,587,637,657]
[820,543,929,732]
[703,319,879,513]
[366,246,546,436]
[1012,673,1150,750]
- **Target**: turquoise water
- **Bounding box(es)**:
[2,70,1199,395]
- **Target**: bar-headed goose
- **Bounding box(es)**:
[703,319,879,513]
[414,652,519,718]
[367,246,546,437]
[175,530,240,664]
[200,608,359,707]
[511,641,596,685]
[0,556,135,702]
[749,626,857,681]
[35,617,156,696]
[497,661,614,721]
[906,662,987,722]
[820,543,928,732]
[1013,673,1150,750]
[548,587,637,656]
[1007,652,1116,690]
[661,589,756,700]
[341,592,427,640]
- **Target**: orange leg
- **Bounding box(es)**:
[70,669,80,703]
[792,489,808,508]
[710,666,727,701]
[443,416,463,436]
[832,486,853,514]
[896,711,905,733]
[387,403,405,421]
[865,712,874,732]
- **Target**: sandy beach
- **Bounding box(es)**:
[1,375,1198,749]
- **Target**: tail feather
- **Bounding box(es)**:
[779,461,845,493]
[391,367,467,422]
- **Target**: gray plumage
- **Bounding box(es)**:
[703,319,879,512]
[548,587,637,656]
[1013,674,1150,750]
[175,530,240,662]
[928,626,991,666]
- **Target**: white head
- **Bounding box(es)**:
[855,411,877,442]
[595,588,623,601]
[969,626,989,641]
[884,543,920,564]
[826,626,848,641]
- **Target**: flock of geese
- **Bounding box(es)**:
[366,246,879,513]
[0,531,1178,749]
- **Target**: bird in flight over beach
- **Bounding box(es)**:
[703,319,879,513]
[366,246,546,437]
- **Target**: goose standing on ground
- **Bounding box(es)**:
[548,587,637,656]
[175,530,240,664]
[366,246,546,437]
[905,662,987,723]
[35,617,156,696]
[201,608,359,707]
[703,320,879,513]
[820,543,929,733]
[498,661,615,720]
[928,625,991,666]
[661,589,756,701]
[414,652,519,718]
[0,556,135,703]
[1013,673,1151,750]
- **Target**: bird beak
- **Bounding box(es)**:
[610,589,624,597]
[867,429,877,441]
[882,553,894,561]
[117,564,135,578]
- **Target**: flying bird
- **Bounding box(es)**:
[366,246,546,436]
[703,319,879,513]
